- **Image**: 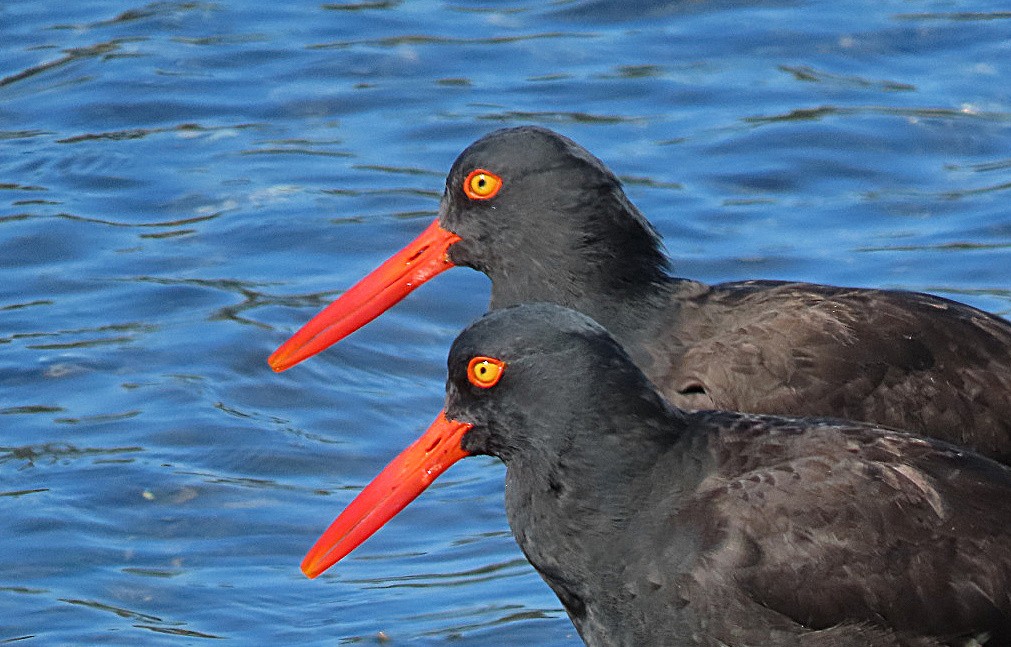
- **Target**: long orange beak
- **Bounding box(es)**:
[269,219,462,372]
[301,411,473,579]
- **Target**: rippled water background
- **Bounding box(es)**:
[3,1,1009,644]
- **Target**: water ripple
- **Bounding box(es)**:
[322,1,403,11]
[52,2,218,30]
[54,410,143,425]
[418,605,559,639]
[132,625,225,639]
[0,130,52,141]
[353,557,531,590]
[57,122,261,144]
[476,109,649,125]
[1,488,49,498]
[59,598,226,639]
[0,405,64,415]
[778,65,916,92]
[52,211,222,229]
[308,31,594,50]
[7,322,159,351]
[895,11,1011,22]
[744,104,1011,126]
[0,41,122,88]
[0,443,143,468]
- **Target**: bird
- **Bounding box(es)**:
[268,126,1011,464]
[300,303,1011,647]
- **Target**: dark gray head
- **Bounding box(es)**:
[439,127,670,314]
[444,302,675,462]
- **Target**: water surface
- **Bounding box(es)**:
[2,1,1009,644]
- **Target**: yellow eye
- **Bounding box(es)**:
[463,169,503,200]
[467,356,506,388]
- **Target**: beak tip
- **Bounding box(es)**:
[301,554,327,579]
[267,350,293,372]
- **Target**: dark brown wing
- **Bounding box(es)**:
[690,416,1011,643]
[656,280,1011,462]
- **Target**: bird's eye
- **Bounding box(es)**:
[467,356,506,388]
[463,169,503,201]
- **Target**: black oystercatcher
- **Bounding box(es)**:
[269,126,1011,463]
[301,303,1011,646]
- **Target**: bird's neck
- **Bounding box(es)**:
[488,257,673,342]
[485,193,674,340]
[501,405,706,640]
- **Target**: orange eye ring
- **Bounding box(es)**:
[467,356,506,388]
[463,169,503,201]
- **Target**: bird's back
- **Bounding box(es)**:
[593,411,1011,646]
[642,280,1011,463]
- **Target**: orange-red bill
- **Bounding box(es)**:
[301,411,473,579]
[269,219,462,372]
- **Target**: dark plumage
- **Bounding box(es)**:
[269,126,1011,463]
[303,303,1011,646]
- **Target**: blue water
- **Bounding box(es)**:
[2,1,1009,644]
